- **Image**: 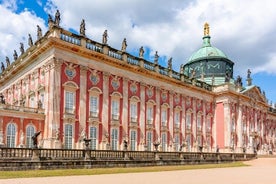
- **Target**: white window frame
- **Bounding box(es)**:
[6,123,16,148]
[174,111,180,128]
[63,82,79,115]
[146,131,153,151]
[89,126,97,150]
[64,124,73,149]
[197,113,202,131]
[88,87,102,118]
[26,125,35,148]
[186,112,192,130]
[161,132,167,151]
[130,130,137,151]
[111,128,119,150]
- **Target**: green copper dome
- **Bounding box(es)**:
[187,35,228,63]
[183,23,234,86]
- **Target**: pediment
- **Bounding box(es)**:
[241,86,266,103]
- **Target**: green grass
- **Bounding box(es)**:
[0,162,248,179]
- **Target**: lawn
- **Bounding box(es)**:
[0,162,247,179]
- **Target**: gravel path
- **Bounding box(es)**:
[1,158,276,184]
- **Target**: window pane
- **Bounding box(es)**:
[161,133,167,151]
[130,130,136,151]
[111,129,118,150]
[26,126,35,148]
[112,100,119,120]
[147,106,153,124]
[64,124,73,149]
[7,124,16,148]
[65,91,74,114]
[146,131,152,151]
[89,127,97,150]
[90,96,99,117]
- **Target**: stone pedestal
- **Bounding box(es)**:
[32,149,40,161]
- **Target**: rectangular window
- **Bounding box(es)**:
[174,111,180,128]
[130,103,137,122]
[161,133,167,151]
[90,96,99,117]
[197,115,202,131]
[206,117,211,132]
[186,135,191,152]
[146,131,153,151]
[147,106,153,124]
[130,130,136,151]
[65,91,75,114]
[40,93,45,109]
[186,113,191,129]
[111,128,118,150]
[111,100,119,120]
[161,109,167,126]
[89,126,97,150]
[175,134,180,151]
[30,96,35,108]
[64,124,73,149]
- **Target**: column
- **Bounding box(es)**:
[192,97,197,152]
[223,101,231,152]
[169,91,174,151]
[155,87,161,141]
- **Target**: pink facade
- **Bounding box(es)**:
[0,21,275,154]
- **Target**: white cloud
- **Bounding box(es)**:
[43,0,276,76]
[0,4,46,64]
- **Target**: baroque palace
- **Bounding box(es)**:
[0,11,276,154]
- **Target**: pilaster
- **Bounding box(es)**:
[79,66,87,131]
[102,72,110,149]
[139,83,146,150]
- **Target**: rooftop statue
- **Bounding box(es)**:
[180,64,184,73]
[28,34,33,47]
[5,56,10,67]
[139,46,144,58]
[204,22,210,36]
[225,71,230,82]
[48,14,54,28]
[37,25,42,40]
[168,57,172,70]
[20,42,24,55]
[247,69,251,79]
[102,30,108,44]
[54,10,61,26]
[154,51,159,65]
[13,50,18,61]
[236,75,243,87]
[121,38,127,52]
[1,62,5,72]
[80,19,86,36]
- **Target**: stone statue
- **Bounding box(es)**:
[0,93,5,104]
[154,51,159,64]
[80,129,86,142]
[180,64,184,73]
[32,131,41,148]
[236,75,242,86]
[168,57,172,70]
[48,14,54,28]
[5,56,10,67]
[20,42,24,55]
[139,46,144,58]
[80,19,86,36]
[1,62,5,72]
[123,139,128,150]
[247,69,251,79]
[191,69,196,79]
[37,25,42,40]
[28,34,33,47]
[225,71,230,82]
[102,30,108,44]
[13,50,18,61]
[20,131,24,146]
[121,38,127,52]
[54,10,61,26]
[37,100,42,109]
[211,75,215,85]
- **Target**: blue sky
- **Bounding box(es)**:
[0,0,276,104]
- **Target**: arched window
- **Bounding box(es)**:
[64,124,73,149]
[6,124,16,148]
[26,125,35,148]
